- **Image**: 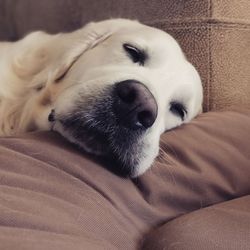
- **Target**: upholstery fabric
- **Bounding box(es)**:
[0,0,249,111]
[0,1,250,249]
[143,196,250,250]
[0,109,249,249]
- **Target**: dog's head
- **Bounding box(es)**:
[46,19,202,177]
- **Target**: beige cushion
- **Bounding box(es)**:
[143,196,250,250]
[0,109,249,249]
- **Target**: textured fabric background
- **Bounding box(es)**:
[0,0,249,111]
[143,196,250,250]
[0,2,250,248]
[0,109,250,249]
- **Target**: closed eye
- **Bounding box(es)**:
[170,101,187,121]
[123,43,146,66]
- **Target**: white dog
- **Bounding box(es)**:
[0,19,203,177]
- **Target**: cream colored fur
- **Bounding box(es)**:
[0,22,113,135]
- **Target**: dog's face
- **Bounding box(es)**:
[48,19,203,177]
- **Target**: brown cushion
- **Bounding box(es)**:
[143,195,250,250]
[0,109,249,249]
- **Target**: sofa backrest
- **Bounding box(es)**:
[0,0,250,111]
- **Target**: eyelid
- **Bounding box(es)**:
[170,101,187,120]
[123,43,146,65]
[123,43,145,53]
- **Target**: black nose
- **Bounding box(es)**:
[113,80,158,129]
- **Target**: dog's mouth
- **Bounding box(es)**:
[49,88,147,177]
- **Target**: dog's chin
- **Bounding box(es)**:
[50,86,155,178]
[53,120,147,178]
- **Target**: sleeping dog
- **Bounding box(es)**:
[0,19,203,177]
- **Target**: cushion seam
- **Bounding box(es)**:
[208,0,212,111]
[146,18,250,27]
[162,25,250,30]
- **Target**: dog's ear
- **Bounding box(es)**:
[12,19,137,86]
[12,31,52,80]
[50,19,137,83]
[51,23,114,83]
[11,22,113,84]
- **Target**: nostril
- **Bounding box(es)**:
[137,110,155,128]
[117,84,137,104]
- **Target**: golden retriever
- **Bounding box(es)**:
[0,19,203,177]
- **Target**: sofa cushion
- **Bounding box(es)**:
[143,195,250,250]
[0,109,249,249]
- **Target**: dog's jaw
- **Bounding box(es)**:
[52,121,108,156]
[53,118,158,177]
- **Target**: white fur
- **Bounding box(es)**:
[0,19,203,176]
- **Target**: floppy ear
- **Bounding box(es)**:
[12,19,138,87]
[11,21,113,85]
[51,23,113,83]
[50,18,138,83]
[11,31,52,80]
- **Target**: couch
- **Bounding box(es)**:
[0,0,249,249]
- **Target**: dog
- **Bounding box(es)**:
[0,19,203,177]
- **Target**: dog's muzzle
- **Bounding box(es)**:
[48,79,158,177]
